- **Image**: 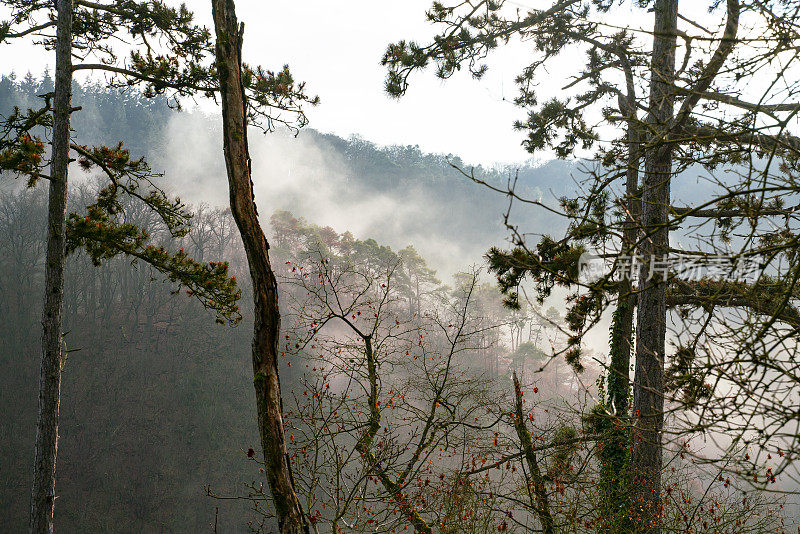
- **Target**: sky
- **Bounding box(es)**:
[1,0,562,165]
[0,1,748,165]
[192,0,731,165]
[202,0,545,165]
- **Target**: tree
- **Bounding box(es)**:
[629,2,679,530]
[511,372,555,534]
[211,1,318,532]
[398,245,441,319]
[1,2,241,531]
[280,237,495,533]
[383,1,800,532]
[28,3,71,530]
[381,3,648,521]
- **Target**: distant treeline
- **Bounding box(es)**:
[0,73,576,263]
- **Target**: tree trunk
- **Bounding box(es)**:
[607,145,638,416]
[603,50,643,532]
[512,373,555,534]
[599,90,640,534]
[30,1,73,532]
[211,2,308,532]
[355,334,432,534]
[631,1,678,532]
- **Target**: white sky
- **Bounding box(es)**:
[0,1,746,165]
[0,1,560,165]
[211,0,540,165]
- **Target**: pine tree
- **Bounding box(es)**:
[384,1,800,531]
[210,0,318,531]
[1,3,241,531]
[3,0,319,526]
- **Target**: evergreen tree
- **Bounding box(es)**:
[211,1,318,532]
[384,1,800,531]
[1,2,241,530]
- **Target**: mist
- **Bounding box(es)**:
[5,0,800,528]
[154,110,560,280]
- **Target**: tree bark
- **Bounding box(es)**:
[30,1,72,532]
[631,1,679,532]
[599,82,640,534]
[512,373,555,534]
[210,2,308,532]
[355,334,432,534]
[609,53,641,422]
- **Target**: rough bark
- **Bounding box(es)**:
[600,121,639,533]
[211,1,308,532]
[512,373,555,534]
[608,291,634,413]
[631,1,679,532]
[609,60,640,420]
[30,1,72,532]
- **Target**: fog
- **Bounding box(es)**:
[155,110,555,280]
[4,60,800,531]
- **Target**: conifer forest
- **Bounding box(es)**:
[4,1,800,533]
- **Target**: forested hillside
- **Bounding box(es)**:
[0,75,578,532]
[5,0,800,530]
[1,73,572,277]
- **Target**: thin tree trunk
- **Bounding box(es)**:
[356,334,432,534]
[600,49,642,533]
[631,1,678,532]
[211,2,308,532]
[599,92,640,534]
[606,147,637,413]
[512,373,555,534]
[609,48,641,422]
[30,0,73,531]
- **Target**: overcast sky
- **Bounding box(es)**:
[208,0,550,165]
[1,1,566,165]
[2,1,732,165]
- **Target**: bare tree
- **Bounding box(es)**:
[276,233,499,532]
